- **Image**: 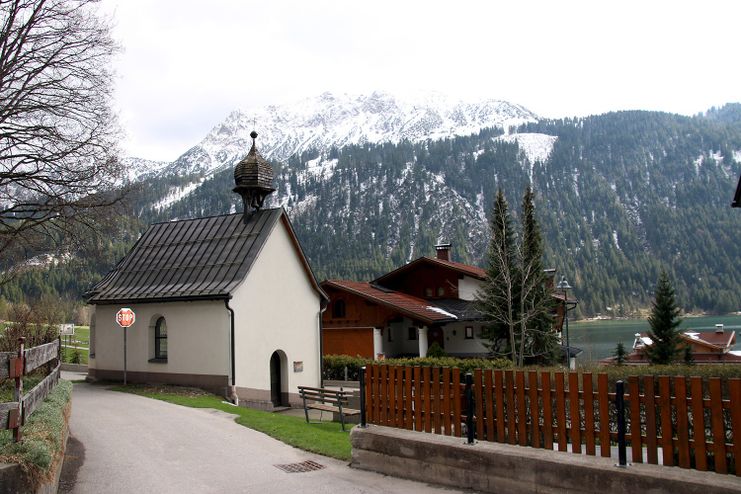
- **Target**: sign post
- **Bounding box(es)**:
[115,308,136,385]
[60,324,74,360]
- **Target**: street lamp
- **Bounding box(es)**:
[557,275,575,370]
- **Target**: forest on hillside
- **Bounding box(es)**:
[2,108,740,317]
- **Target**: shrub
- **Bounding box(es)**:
[322,354,513,381]
[426,342,447,358]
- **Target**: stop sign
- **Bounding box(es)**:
[116,307,136,328]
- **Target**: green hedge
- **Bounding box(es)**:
[322,354,513,381]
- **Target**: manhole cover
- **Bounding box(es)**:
[274,460,325,473]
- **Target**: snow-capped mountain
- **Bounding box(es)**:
[158,91,539,179]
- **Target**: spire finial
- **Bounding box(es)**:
[250,130,258,141]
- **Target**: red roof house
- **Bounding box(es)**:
[322,243,569,359]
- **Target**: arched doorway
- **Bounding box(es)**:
[270,351,284,407]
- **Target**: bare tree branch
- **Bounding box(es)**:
[0,0,125,283]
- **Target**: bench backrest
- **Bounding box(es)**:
[298,386,351,406]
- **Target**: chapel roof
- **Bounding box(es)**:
[86,208,326,304]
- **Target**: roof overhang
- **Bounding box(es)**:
[321,280,456,325]
[372,256,486,286]
[89,294,231,305]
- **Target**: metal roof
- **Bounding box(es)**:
[87,208,288,304]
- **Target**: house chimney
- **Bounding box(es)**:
[435,243,451,261]
[716,324,724,334]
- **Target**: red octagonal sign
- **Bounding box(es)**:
[116,307,136,328]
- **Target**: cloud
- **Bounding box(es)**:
[102,0,741,160]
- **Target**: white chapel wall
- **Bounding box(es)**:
[231,217,322,400]
[89,300,229,377]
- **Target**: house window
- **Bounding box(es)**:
[425,288,433,297]
[332,300,346,318]
[154,317,168,360]
[465,326,474,339]
[437,287,445,297]
[408,327,417,340]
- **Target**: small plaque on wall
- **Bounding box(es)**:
[293,361,303,372]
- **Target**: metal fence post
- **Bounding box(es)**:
[615,380,627,467]
[359,366,367,428]
[465,372,475,444]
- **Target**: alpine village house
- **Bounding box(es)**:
[85,132,328,409]
[321,244,573,360]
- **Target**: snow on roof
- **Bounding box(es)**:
[426,306,458,319]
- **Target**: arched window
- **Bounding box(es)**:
[154,317,168,360]
[332,300,346,318]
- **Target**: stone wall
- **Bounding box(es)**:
[351,425,741,494]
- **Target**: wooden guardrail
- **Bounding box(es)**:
[361,365,741,476]
[0,337,61,442]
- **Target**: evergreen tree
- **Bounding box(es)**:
[477,187,557,366]
[614,342,626,365]
[519,186,557,365]
[645,270,683,364]
[477,189,518,361]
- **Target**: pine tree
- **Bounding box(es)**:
[614,342,626,365]
[645,270,683,365]
[519,186,557,365]
[476,189,518,361]
[477,187,556,366]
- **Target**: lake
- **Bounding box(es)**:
[568,314,741,362]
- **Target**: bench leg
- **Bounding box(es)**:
[302,395,310,424]
[338,404,346,432]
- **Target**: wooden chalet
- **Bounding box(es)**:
[322,244,571,359]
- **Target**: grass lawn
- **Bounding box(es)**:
[112,384,352,460]
[60,347,89,365]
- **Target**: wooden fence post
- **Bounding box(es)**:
[13,337,25,443]
[616,380,627,467]
[465,373,474,444]
[359,366,367,428]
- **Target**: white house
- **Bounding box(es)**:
[86,132,328,409]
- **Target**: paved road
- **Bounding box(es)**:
[64,382,463,494]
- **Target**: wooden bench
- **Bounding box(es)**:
[298,386,360,431]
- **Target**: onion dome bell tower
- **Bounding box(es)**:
[233,131,275,214]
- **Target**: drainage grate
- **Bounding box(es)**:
[274,460,325,473]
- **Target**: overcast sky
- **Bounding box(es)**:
[100,0,741,162]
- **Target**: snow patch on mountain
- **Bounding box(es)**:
[496,133,557,164]
[160,91,539,181]
[154,180,203,211]
[303,158,338,180]
[121,157,171,183]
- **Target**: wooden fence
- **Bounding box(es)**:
[0,338,61,442]
[362,365,741,476]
